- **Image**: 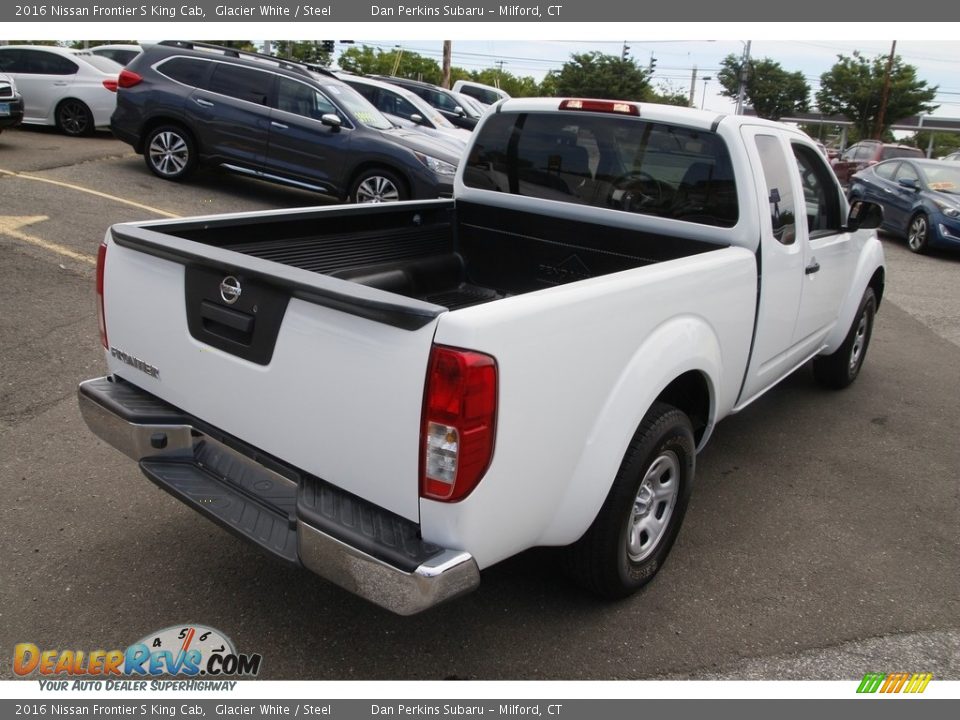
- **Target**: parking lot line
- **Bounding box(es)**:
[0,167,181,219]
[0,215,96,266]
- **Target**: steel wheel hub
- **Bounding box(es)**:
[627,450,680,562]
[356,176,399,203]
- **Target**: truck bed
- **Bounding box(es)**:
[158,200,724,312]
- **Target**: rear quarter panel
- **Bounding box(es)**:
[420,246,758,568]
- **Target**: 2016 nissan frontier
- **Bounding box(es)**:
[79,98,886,614]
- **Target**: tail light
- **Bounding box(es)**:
[102,78,118,92]
[117,69,143,88]
[421,346,497,502]
[96,241,108,350]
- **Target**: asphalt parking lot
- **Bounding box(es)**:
[1,126,958,681]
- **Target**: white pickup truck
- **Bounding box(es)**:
[79,99,886,614]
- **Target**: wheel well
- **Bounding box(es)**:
[655,371,711,444]
[869,266,885,309]
[136,118,196,154]
[346,163,410,201]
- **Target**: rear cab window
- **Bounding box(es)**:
[463,111,739,228]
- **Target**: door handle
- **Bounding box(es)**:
[805,259,821,275]
[270,121,288,130]
[193,98,214,108]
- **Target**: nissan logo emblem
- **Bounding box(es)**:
[220,276,242,305]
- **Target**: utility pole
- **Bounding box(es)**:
[734,40,751,116]
[620,41,630,61]
[689,65,698,107]
[874,40,897,140]
[494,60,506,89]
[701,76,712,110]
[442,40,451,89]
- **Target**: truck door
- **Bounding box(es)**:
[789,141,856,355]
[738,127,808,402]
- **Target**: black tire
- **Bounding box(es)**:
[906,212,930,254]
[566,402,695,599]
[144,125,198,181]
[55,99,94,137]
[813,287,877,390]
[349,168,407,203]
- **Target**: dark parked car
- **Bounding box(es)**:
[848,158,960,253]
[831,140,924,186]
[0,72,25,133]
[370,75,481,130]
[110,41,459,202]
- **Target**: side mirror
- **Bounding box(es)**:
[846,199,884,231]
[454,105,466,117]
[898,177,920,191]
[410,113,424,125]
[320,113,342,131]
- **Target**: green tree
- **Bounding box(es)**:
[816,52,938,138]
[337,45,441,83]
[202,41,258,52]
[270,41,332,66]
[716,54,810,120]
[551,51,652,101]
[911,130,960,158]
[68,41,137,49]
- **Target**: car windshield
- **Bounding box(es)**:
[921,164,960,194]
[322,82,394,130]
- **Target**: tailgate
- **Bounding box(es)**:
[100,218,446,522]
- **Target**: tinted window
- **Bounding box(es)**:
[461,86,500,105]
[77,54,122,73]
[157,57,209,87]
[206,64,271,104]
[95,48,140,65]
[0,50,25,73]
[754,134,797,244]
[464,111,738,227]
[792,143,841,236]
[22,50,77,75]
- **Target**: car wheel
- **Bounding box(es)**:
[349,169,407,203]
[144,125,197,181]
[907,212,930,254]
[55,99,94,137]
[813,287,877,390]
[566,402,694,599]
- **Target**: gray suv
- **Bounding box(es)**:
[110,41,459,202]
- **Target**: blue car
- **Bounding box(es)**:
[848,158,960,253]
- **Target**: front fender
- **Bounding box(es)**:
[538,315,723,546]
[821,233,885,354]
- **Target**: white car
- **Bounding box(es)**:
[337,73,470,151]
[0,45,121,136]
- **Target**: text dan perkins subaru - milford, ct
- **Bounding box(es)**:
[370,5,564,16]
[80,97,886,614]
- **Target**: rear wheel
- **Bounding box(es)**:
[56,99,94,137]
[813,287,876,389]
[907,212,930,254]
[144,125,197,181]
[566,402,695,599]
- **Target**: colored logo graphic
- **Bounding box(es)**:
[14,624,262,677]
[857,672,933,694]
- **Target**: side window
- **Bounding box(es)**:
[25,50,77,75]
[874,162,898,180]
[755,134,797,245]
[792,143,842,237]
[894,163,920,184]
[206,64,271,105]
[841,145,858,161]
[0,50,25,73]
[855,143,877,161]
[157,57,209,88]
[275,77,337,120]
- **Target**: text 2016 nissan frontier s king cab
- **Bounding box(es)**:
[79,98,886,614]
